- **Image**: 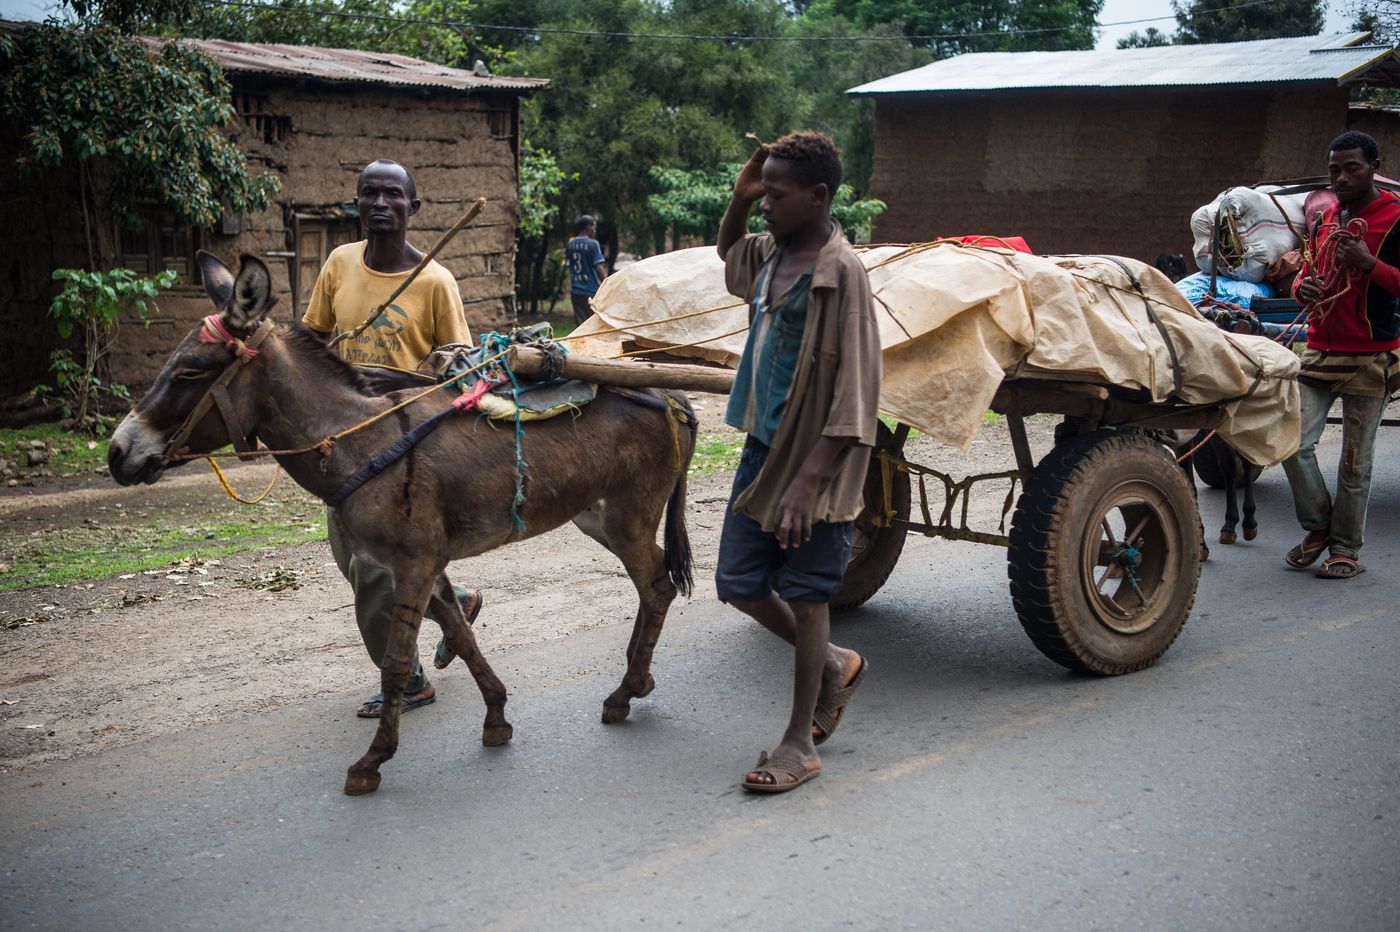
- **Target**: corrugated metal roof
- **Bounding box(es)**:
[848,32,1400,95]
[159,38,549,94]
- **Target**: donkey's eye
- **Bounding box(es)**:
[172,368,211,381]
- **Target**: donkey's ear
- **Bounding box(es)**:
[224,254,275,329]
[197,250,236,309]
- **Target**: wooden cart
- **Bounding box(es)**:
[509,347,1221,676]
[835,377,1229,676]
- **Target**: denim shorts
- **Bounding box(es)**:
[715,438,854,605]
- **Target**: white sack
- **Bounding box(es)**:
[574,243,1300,467]
[1190,185,1306,283]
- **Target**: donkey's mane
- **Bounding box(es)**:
[280,324,381,395]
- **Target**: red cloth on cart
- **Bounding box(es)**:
[952,235,1033,254]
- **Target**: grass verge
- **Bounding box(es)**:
[1,426,109,480]
[1,516,326,592]
[688,432,744,478]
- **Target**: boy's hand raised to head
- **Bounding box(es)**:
[718,145,769,259]
[733,147,768,204]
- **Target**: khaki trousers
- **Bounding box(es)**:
[326,507,456,693]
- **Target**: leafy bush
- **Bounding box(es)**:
[45,267,177,430]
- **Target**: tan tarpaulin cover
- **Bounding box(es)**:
[570,243,1301,466]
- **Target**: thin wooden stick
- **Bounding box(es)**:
[329,197,488,349]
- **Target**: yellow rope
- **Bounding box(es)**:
[664,395,692,471]
[206,456,281,504]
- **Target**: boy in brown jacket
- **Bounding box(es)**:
[715,132,883,793]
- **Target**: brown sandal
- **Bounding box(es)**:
[813,655,868,746]
[742,750,821,794]
[356,682,437,718]
[1316,555,1365,580]
[1285,531,1329,569]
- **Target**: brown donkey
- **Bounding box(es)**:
[108,253,696,795]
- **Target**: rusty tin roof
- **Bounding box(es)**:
[167,38,549,94]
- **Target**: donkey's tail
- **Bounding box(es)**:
[664,472,694,598]
[663,393,698,598]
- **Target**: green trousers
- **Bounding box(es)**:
[326,508,456,694]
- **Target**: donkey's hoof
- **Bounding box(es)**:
[1244,526,1258,542]
[344,768,382,796]
[601,700,631,724]
[482,723,513,747]
[1219,531,1237,545]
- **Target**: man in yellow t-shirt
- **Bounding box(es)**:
[302,159,481,719]
[303,234,469,370]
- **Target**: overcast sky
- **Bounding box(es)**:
[0,0,1363,49]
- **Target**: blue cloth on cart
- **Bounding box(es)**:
[1175,272,1274,309]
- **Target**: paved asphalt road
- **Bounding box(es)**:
[3,426,1398,931]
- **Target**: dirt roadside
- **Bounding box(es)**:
[0,412,1056,772]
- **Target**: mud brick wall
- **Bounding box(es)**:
[1,77,526,397]
[865,85,1350,262]
[0,138,93,401]
[1346,105,1400,170]
[104,78,525,390]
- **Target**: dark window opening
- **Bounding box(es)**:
[114,207,198,279]
[487,108,513,140]
[236,92,292,144]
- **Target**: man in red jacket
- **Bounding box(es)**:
[1283,131,1400,580]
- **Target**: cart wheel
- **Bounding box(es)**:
[832,421,911,612]
[1189,434,1264,490]
[1008,429,1201,675]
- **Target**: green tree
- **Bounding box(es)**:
[512,0,801,261]
[1117,26,1172,48]
[781,9,932,197]
[0,22,280,268]
[810,0,1104,55]
[516,139,576,313]
[649,162,887,244]
[154,0,503,70]
[2,0,278,414]
[1172,0,1324,43]
[1348,0,1399,45]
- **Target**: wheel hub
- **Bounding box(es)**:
[1110,541,1144,590]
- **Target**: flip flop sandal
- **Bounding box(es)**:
[434,589,484,669]
[813,655,868,747]
[1315,556,1366,580]
[742,750,821,794]
[1285,533,1329,569]
[356,683,437,718]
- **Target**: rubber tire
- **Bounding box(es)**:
[1190,434,1264,490]
[1008,429,1201,675]
[832,421,911,612]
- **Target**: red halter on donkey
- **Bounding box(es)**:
[109,252,697,796]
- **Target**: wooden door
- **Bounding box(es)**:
[293,217,360,314]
